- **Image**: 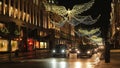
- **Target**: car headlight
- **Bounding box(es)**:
[87,51,91,54]
[52,50,56,53]
[94,49,98,51]
[61,49,65,53]
[77,51,80,53]
[69,49,71,51]
[75,49,78,51]
[99,46,104,49]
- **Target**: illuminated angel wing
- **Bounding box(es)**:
[69,15,88,26]
[87,31,101,37]
[69,14,100,26]
[89,37,103,42]
[50,17,68,27]
[74,30,86,37]
[78,28,100,35]
[43,2,68,16]
[70,0,94,16]
[80,15,101,25]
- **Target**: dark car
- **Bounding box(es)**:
[98,45,105,51]
[77,45,94,58]
[51,44,68,57]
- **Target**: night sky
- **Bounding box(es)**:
[57,0,92,9]
[56,0,112,39]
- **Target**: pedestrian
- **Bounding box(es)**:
[15,49,19,57]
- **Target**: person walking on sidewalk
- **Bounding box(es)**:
[15,49,19,57]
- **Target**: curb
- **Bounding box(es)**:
[0,61,22,64]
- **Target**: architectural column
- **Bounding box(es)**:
[8,0,11,16]
[32,2,34,25]
[35,6,37,26]
[2,0,5,15]
[25,0,28,22]
[13,0,16,18]
[17,0,20,19]
[21,0,24,21]
[28,0,31,24]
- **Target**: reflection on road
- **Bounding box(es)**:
[49,60,96,68]
[22,53,101,68]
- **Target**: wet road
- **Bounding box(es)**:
[0,53,101,68]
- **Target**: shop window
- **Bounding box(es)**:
[0,39,8,52]
[35,41,39,48]
[40,42,47,49]
[11,40,18,51]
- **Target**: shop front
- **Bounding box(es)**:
[0,38,18,52]
[0,22,19,53]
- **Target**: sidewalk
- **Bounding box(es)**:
[95,49,120,68]
[0,50,50,63]
[0,52,36,63]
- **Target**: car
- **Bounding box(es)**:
[51,44,68,58]
[77,45,94,58]
[92,45,99,53]
[98,45,105,51]
[68,47,80,58]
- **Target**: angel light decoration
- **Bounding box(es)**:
[43,0,95,27]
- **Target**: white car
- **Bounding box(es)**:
[68,47,80,58]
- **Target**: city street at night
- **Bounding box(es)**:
[0,0,120,68]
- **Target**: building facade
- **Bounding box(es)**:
[110,0,120,49]
[0,0,80,58]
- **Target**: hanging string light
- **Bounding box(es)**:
[78,28,100,35]
[69,14,101,26]
[89,36,103,43]
[74,28,101,37]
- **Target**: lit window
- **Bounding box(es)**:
[9,6,13,16]
[40,42,44,48]
[0,2,2,5]
[0,39,8,52]
[35,41,39,48]
[22,12,26,21]
[0,1,2,13]
[36,0,38,5]
[11,40,18,51]
[40,42,47,49]
[14,8,18,18]
[26,14,30,22]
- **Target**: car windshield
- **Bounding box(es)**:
[55,44,67,49]
[79,45,93,50]
[92,45,98,48]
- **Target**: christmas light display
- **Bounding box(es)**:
[69,14,101,26]
[43,0,94,17]
[44,0,103,44]
[74,28,101,37]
